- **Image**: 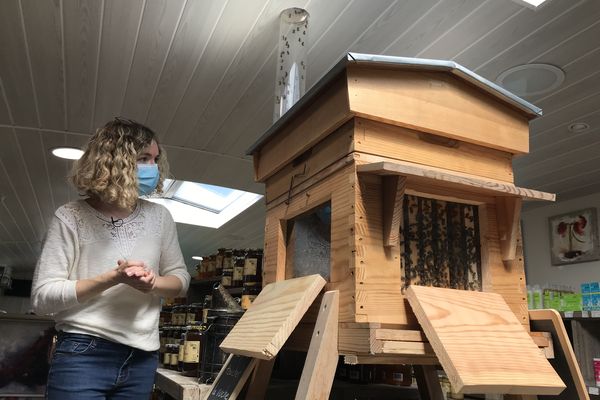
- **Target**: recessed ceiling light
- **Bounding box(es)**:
[192,256,203,261]
[496,63,564,97]
[568,122,590,133]
[51,147,84,160]
[512,0,550,10]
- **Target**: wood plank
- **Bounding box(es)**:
[355,118,515,183]
[480,204,530,328]
[255,75,352,181]
[264,120,354,204]
[62,0,102,132]
[262,165,356,324]
[571,319,600,389]
[120,0,185,122]
[414,365,444,400]
[347,66,531,155]
[476,0,600,85]
[190,0,311,150]
[375,329,427,342]
[344,354,439,366]
[295,290,339,400]
[357,161,555,201]
[92,0,144,128]
[0,0,38,126]
[304,0,396,87]
[21,0,65,130]
[220,274,326,359]
[166,0,268,147]
[406,285,565,395]
[417,0,522,60]
[529,309,590,400]
[155,368,210,400]
[382,175,405,247]
[376,340,435,356]
[338,324,371,354]
[245,359,275,400]
[354,172,416,325]
[496,196,522,262]
[145,0,225,135]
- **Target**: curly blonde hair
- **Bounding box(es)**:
[71,118,169,209]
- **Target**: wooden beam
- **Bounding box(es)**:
[357,161,555,201]
[375,328,428,342]
[382,175,406,247]
[344,354,439,366]
[244,359,275,400]
[496,196,522,261]
[295,290,339,400]
[414,365,445,400]
[529,309,590,400]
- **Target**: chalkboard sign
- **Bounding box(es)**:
[207,354,257,400]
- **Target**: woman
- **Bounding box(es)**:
[31,118,191,399]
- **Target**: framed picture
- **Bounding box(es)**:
[548,207,600,266]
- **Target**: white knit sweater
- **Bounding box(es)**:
[31,199,190,351]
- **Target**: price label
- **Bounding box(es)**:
[564,311,574,318]
[591,311,600,318]
[589,386,599,395]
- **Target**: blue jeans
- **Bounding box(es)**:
[46,332,158,400]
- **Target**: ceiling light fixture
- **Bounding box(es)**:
[568,122,590,133]
[512,0,551,10]
[496,63,564,97]
[192,256,203,261]
[51,147,84,160]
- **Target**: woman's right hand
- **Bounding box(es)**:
[114,260,154,292]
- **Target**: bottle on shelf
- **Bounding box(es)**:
[232,250,246,288]
[241,249,263,310]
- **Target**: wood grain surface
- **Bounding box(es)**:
[219,274,326,359]
[406,285,565,395]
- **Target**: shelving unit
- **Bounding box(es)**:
[560,311,600,398]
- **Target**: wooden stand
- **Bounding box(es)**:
[239,53,585,399]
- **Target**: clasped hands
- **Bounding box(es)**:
[114,259,156,293]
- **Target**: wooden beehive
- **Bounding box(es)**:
[243,53,571,395]
[248,52,553,327]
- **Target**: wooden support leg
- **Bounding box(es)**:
[244,358,276,400]
[295,290,339,400]
[413,365,444,400]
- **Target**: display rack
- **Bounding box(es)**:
[560,311,600,398]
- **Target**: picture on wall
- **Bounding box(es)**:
[548,207,600,266]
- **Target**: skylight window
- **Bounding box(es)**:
[146,179,262,228]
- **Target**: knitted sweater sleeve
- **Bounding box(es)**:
[30,215,79,315]
[159,207,190,297]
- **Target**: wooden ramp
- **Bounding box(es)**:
[406,285,566,396]
[219,274,326,359]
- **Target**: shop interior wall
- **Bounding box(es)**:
[522,191,600,291]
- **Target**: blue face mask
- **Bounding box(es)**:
[137,164,160,196]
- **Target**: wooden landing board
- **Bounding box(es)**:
[406,285,565,395]
[357,161,555,201]
[529,309,590,400]
[220,274,326,359]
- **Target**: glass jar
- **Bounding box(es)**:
[241,283,261,310]
[221,255,233,288]
[181,324,204,377]
[165,344,178,370]
[243,249,263,285]
[232,250,246,288]
[215,249,225,276]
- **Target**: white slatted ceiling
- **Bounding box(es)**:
[0,0,599,276]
